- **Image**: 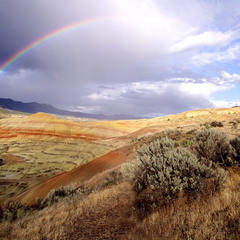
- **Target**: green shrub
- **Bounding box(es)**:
[100,170,123,189]
[182,139,192,147]
[194,129,235,166]
[1,201,27,222]
[0,185,84,223]
[230,136,240,162]
[204,122,211,129]
[210,121,224,127]
[122,137,175,182]
[232,122,238,129]
[0,225,11,238]
[41,186,75,207]
[123,137,226,215]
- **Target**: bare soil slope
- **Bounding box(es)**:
[15,145,133,205]
[0,107,240,203]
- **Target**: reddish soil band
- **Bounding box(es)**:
[14,145,133,205]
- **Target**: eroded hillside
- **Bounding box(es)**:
[0,107,240,239]
[0,107,240,204]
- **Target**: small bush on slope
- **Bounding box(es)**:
[210,121,224,127]
[0,202,30,223]
[194,129,235,166]
[40,186,75,207]
[122,137,226,215]
[125,170,240,240]
[122,137,175,184]
[0,170,123,224]
[230,136,240,163]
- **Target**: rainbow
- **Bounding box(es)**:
[0,16,116,72]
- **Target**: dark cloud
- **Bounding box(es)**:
[0,0,239,116]
[73,84,214,116]
[0,0,113,64]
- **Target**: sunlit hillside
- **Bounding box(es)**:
[0,107,240,239]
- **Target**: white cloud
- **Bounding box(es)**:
[191,43,240,66]
[88,87,127,101]
[179,82,229,97]
[67,105,101,113]
[211,100,240,108]
[170,30,237,53]
[217,71,240,83]
[116,0,195,48]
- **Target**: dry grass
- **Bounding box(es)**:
[125,167,240,240]
[1,168,240,240]
[0,182,136,240]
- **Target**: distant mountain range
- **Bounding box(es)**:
[0,98,138,120]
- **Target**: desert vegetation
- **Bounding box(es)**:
[0,107,240,239]
[1,126,240,239]
[122,134,226,217]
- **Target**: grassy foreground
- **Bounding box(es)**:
[1,126,240,240]
[1,169,240,240]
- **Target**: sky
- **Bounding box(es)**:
[0,0,240,117]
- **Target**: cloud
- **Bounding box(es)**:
[83,82,214,117]
[0,0,240,117]
[211,100,240,108]
[0,65,238,117]
[191,43,240,66]
[70,71,236,116]
[170,30,237,53]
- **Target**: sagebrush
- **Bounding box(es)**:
[122,136,226,215]
[194,129,235,166]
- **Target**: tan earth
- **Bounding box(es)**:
[0,107,240,204]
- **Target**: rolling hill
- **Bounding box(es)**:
[0,106,240,239]
[0,106,239,204]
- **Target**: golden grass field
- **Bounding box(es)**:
[0,106,240,239]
